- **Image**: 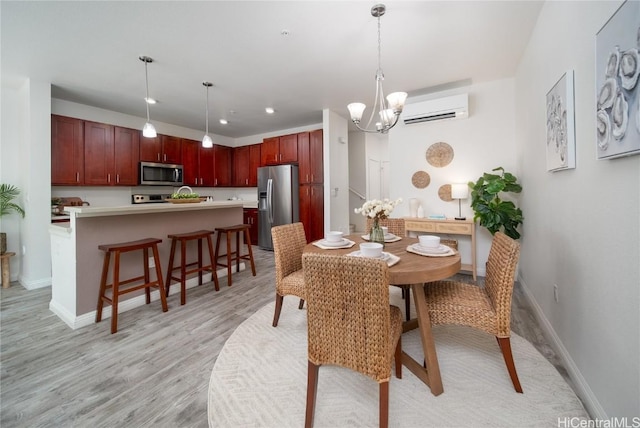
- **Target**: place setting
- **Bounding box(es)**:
[312,231,356,250]
[347,242,400,267]
[361,226,402,243]
[407,235,457,257]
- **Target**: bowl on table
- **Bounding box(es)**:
[325,231,344,242]
[359,242,383,258]
[418,235,440,249]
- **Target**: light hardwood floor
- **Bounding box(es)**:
[0,246,573,427]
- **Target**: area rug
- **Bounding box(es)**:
[208,289,589,427]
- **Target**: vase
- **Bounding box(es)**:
[409,198,420,217]
[370,218,385,247]
[417,205,425,218]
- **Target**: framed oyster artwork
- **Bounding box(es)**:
[595,0,640,160]
[546,70,576,171]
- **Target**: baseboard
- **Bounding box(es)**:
[50,263,245,330]
[517,275,606,420]
[19,276,52,290]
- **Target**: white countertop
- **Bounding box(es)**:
[64,200,244,218]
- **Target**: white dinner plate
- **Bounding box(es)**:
[319,239,349,247]
[415,244,449,254]
[349,251,391,261]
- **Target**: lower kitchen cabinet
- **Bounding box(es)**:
[243,208,259,244]
[299,184,324,243]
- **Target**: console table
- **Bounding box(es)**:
[404,218,476,281]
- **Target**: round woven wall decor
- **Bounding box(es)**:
[411,171,431,189]
[426,142,454,167]
[438,184,453,201]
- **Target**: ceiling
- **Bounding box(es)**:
[1,1,543,139]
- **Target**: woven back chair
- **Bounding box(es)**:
[271,222,307,327]
[365,217,405,237]
[302,253,402,428]
[422,231,523,392]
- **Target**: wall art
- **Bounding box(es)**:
[546,70,576,171]
[596,0,640,159]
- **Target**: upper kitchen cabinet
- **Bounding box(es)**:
[52,115,84,185]
[233,143,261,187]
[298,129,323,184]
[140,134,182,164]
[213,144,232,187]
[182,139,214,187]
[84,121,140,186]
[260,134,298,165]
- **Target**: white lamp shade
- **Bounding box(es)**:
[386,92,408,111]
[202,134,213,148]
[451,183,468,199]
[347,103,366,122]
[142,122,157,138]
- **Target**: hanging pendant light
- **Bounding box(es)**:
[139,56,157,138]
[202,82,214,148]
[347,4,407,134]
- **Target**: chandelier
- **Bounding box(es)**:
[347,4,407,134]
[139,56,157,138]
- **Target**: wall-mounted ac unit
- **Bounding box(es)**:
[402,93,469,125]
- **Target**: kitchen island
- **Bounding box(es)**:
[49,200,245,329]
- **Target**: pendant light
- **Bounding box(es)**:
[202,82,213,148]
[347,4,407,134]
[139,56,157,138]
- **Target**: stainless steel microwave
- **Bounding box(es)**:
[139,162,184,186]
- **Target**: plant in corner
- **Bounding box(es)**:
[468,167,523,240]
[0,183,26,254]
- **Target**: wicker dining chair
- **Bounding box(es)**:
[302,253,403,428]
[422,231,523,392]
[365,217,406,237]
[271,222,307,327]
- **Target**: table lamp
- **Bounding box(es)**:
[451,183,468,220]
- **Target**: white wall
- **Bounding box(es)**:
[389,79,518,275]
[514,0,639,419]
[324,109,349,235]
[348,131,366,232]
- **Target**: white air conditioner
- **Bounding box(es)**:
[401,93,469,125]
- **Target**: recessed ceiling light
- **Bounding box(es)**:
[219,119,228,125]
[265,107,275,114]
[145,97,156,104]
[281,29,290,36]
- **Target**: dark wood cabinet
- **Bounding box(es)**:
[51,115,84,185]
[213,144,232,186]
[84,121,139,186]
[260,134,298,165]
[243,208,259,244]
[233,143,261,187]
[140,134,182,164]
[299,183,324,243]
[298,129,323,184]
[182,139,214,187]
[113,126,140,185]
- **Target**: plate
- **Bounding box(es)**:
[319,239,349,247]
[407,244,455,257]
[416,244,449,254]
[349,251,391,261]
[361,234,402,243]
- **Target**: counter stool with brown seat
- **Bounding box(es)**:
[96,238,168,334]
[165,230,219,305]
[214,224,256,286]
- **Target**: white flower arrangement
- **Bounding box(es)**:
[354,198,403,220]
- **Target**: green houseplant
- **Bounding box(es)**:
[468,167,523,240]
[0,183,26,254]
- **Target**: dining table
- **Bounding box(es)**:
[303,234,461,396]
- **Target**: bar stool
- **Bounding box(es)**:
[165,230,219,305]
[214,224,257,287]
[96,238,168,334]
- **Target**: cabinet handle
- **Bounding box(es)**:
[245,178,248,185]
[279,153,282,162]
[306,174,309,182]
[311,174,314,182]
[200,178,203,185]
[163,154,167,162]
[116,174,120,184]
[157,153,160,162]
[215,178,218,186]
[107,173,111,183]
[76,172,79,182]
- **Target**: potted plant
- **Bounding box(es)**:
[0,183,26,254]
[468,167,523,240]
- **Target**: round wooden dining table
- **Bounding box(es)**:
[303,235,461,396]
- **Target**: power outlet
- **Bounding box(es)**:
[553,284,559,303]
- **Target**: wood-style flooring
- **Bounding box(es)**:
[0,246,573,427]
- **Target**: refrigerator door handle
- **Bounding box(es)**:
[267,178,274,224]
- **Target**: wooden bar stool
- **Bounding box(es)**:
[96,238,168,334]
[214,224,256,287]
[165,230,219,305]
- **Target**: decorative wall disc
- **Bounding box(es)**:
[411,171,431,189]
[426,142,454,167]
[438,184,453,201]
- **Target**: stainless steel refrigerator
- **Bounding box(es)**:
[257,164,300,250]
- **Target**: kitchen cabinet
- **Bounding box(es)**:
[52,115,84,185]
[182,139,214,187]
[140,134,182,164]
[243,208,259,244]
[299,183,324,243]
[298,129,323,184]
[213,144,232,186]
[233,143,261,187]
[83,122,140,186]
[260,134,298,165]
